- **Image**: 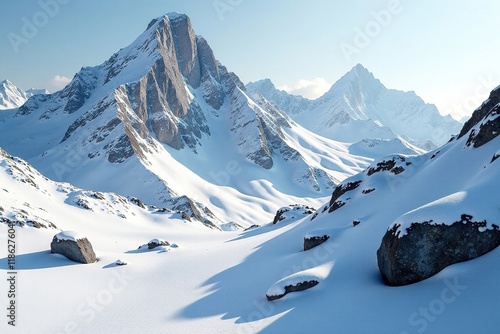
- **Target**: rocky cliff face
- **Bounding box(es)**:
[11,14,320,172]
[459,85,500,148]
[0,13,345,224]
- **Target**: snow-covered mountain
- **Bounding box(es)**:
[247,64,463,149]
[0,146,223,230]
[0,13,371,226]
[26,88,50,96]
[0,80,48,110]
[2,83,497,334]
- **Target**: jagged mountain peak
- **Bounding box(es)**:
[248,64,462,148]
[0,79,47,110]
[345,63,376,80]
[321,63,384,101]
[0,13,359,225]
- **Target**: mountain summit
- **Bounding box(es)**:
[0,79,48,110]
[0,13,369,225]
[247,64,462,148]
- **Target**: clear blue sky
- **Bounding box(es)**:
[1,0,499,120]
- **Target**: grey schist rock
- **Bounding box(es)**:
[51,231,97,264]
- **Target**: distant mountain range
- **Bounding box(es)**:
[247,64,463,149]
[0,79,48,110]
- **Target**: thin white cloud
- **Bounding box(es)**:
[278,77,331,99]
[50,75,72,91]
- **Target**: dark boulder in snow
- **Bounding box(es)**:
[304,234,330,251]
[377,215,500,286]
[273,204,315,224]
[51,231,97,264]
[328,180,361,213]
[115,259,128,266]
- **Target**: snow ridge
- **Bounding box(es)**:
[246,64,463,149]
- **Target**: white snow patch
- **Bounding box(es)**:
[391,189,498,238]
[54,230,86,242]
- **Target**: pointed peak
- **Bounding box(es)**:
[353,63,369,72]
[336,63,380,86]
[322,64,383,99]
[146,13,190,31]
[348,63,374,77]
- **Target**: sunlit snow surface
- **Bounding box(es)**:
[1,112,499,333]
[0,13,498,334]
[54,230,86,242]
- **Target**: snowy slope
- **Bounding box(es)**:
[349,137,426,159]
[0,147,222,231]
[1,86,498,334]
[0,14,371,226]
[0,80,47,110]
[247,65,462,149]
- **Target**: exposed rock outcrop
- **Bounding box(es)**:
[459,85,500,143]
[304,234,330,251]
[366,156,409,176]
[328,180,361,213]
[377,215,500,286]
[273,204,315,224]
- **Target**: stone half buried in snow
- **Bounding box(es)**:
[377,214,500,286]
[50,231,97,264]
[303,234,330,251]
[115,259,128,266]
[328,180,362,213]
[266,280,319,301]
[147,238,170,249]
[266,262,333,301]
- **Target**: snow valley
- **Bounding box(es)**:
[0,12,499,334]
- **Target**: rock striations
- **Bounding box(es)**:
[0,13,347,225]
